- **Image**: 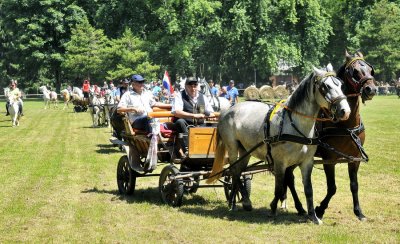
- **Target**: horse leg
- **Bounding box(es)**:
[315,164,336,219]
[349,162,366,221]
[228,173,239,211]
[270,166,286,216]
[284,165,306,215]
[300,162,322,225]
[237,147,252,211]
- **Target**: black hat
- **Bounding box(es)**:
[186,77,198,85]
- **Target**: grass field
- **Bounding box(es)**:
[0,96,399,243]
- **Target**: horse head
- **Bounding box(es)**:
[39,85,48,93]
[198,77,209,95]
[339,51,377,103]
[312,63,351,122]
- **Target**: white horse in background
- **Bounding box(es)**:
[72,86,84,99]
[39,86,58,109]
[60,89,71,110]
[88,92,107,127]
[4,88,21,126]
[198,78,231,112]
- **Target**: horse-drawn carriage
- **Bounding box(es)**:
[114,108,259,206]
[113,52,376,223]
[72,99,89,112]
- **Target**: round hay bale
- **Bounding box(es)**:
[259,85,274,100]
[243,86,260,101]
[273,85,289,99]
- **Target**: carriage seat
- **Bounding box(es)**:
[124,122,176,138]
[160,122,176,138]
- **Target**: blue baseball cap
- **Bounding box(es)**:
[131,74,146,82]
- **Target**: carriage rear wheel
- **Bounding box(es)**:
[117,155,137,195]
[223,174,252,203]
[159,165,184,207]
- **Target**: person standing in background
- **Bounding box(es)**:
[227,80,239,106]
[82,79,90,103]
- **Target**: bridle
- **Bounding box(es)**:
[314,72,347,121]
[273,73,347,122]
[344,57,375,97]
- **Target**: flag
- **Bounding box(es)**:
[162,70,174,95]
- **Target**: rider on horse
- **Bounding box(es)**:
[5,80,23,116]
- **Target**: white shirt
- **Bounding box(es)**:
[118,90,156,123]
[172,90,214,114]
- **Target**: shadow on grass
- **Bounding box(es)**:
[95,143,120,154]
[81,186,163,205]
[81,186,307,225]
[179,202,308,225]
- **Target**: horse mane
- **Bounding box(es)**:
[287,73,313,110]
[337,64,346,79]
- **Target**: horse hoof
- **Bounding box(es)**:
[280,199,288,210]
[242,203,252,211]
[229,206,238,212]
[315,206,324,219]
[267,210,277,217]
[308,215,323,225]
[358,215,367,221]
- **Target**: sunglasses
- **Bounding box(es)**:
[187,83,198,87]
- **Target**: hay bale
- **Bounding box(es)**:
[259,85,274,100]
[273,85,289,99]
[243,86,260,100]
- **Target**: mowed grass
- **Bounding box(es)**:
[0,96,399,243]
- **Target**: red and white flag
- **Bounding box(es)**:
[162,70,174,95]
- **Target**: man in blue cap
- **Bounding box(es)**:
[117,74,171,132]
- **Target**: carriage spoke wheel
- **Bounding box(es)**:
[117,155,136,195]
[223,174,252,203]
[159,165,184,207]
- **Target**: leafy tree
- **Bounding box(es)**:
[104,29,160,81]
[63,18,109,83]
[0,0,86,91]
[355,0,400,81]
[320,0,376,68]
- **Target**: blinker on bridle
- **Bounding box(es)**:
[314,72,347,121]
[345,57,375,91]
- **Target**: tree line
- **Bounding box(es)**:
[0,0,399,93]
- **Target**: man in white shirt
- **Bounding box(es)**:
[172,77,215,156]
[117,74,171,133]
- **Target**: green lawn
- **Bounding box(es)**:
[0,96,399,243]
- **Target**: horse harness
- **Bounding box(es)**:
[262,72,364,167]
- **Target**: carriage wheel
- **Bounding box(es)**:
[159,165,184,207]
[117,155,136,195]
[223,174,252,203]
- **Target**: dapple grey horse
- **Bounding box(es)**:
[207,64,351,224]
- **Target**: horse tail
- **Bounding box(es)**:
[206,130,227,184]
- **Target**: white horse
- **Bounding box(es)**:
[198,78,231,112]
[4,88,21,127]
[88,92,107,127]
[207,64,351,224]
[39,86,58,109]
[72,86,84,99]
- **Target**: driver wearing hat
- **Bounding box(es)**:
[115,78,130,103]
[172,77,215,158]
[117,74,171,133]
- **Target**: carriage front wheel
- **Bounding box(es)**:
[159,165,184,207]
[223,174,252,203]
[117,155,137,195]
